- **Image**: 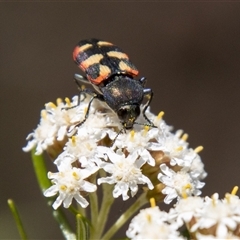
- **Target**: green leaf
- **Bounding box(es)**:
[8,199,28,240]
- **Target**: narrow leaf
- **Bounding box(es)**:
[8,199,28,240]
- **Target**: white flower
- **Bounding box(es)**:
[76,110,118,141]
[158,164,205,204]
[223,193,240,215]
[168,196,204,228]
[196,232,240,239]
[62,134,99,168]
[97,147,154,200]
[126,206,185,240]
[44,162,97,209]
[23,96,85,154]
[155,129,192,167]
[44,96,86,141]
[22,110,57,154]
[190,154,207,180]
[113,127,159,166]
[191,193,240,238]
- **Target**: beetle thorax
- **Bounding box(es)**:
[101,76,144,111]
[101,76,144,128]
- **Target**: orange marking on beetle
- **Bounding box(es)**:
[79,43,92,52]
[119,61,139,76]
[90,65,111,84]
[81,54,104,68]
[73,44,92,61]
[129,68,139,76]
[97,41,113,46]
[107,51,129,59]
[73,46,80,61]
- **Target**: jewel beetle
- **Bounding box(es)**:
[73,38,155,130]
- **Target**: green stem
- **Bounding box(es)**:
[102,192,148,240]
[69,205,91,230]
[89,191,98,227]
[76,214,87,240]
[97,184,114,238]
[52,209,76,240]
[7,199,28,240]
[89,183,114,239]
[31,149,51,192]
[69,205,81,215]
[31,150,75,240]
[89,174,98,228]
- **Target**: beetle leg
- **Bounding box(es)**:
[63,76,95,111]
[71,92,103,129]
[74,73,89,85]
[73,74,89,104]
[70,73,95,108]
[139,77,147,87]
[142,88,156,127]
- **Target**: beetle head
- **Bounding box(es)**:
[117,104,140,129]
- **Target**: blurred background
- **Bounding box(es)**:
[1,3,240,239]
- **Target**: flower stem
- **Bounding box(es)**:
[102,192,148,240]
[31,149,52,192]
[7,199,28,240]
[89,175,98,228]
[52,209,76,240]
[76,214,88,240]
[96,184,114,238]
[90,170,114,239]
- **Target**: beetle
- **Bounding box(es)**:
[72,38,155,130]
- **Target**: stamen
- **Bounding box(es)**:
[184,183,192,190]
[146,214,152,223]
[181,133,189,141]
[225,193,231,203]
[71,136,76,146]
[211,193,218,206]
[194,146,203,153]
[46,102,56,108]
[182,191,188,199]
[143,126,149,136]
[86,142,92,151]
[231,186,238,195]
[181,184,191,199]
[157,111,164,120]
[130,130,135,141]
[57,98,63,106]
[176,146,183,151]
[72,171,80,180]
[65,97,71,107]
[60,185,67,191]
[41,110,47,119]
[150,197,156,207]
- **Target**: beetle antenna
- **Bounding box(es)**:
[111,128,126,146]
[134,121,157,128]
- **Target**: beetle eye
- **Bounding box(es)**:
[117,107,129,121]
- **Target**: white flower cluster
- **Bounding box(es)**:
[127,206,184,240]
[127,190,240,239]
[23,95,207,209]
